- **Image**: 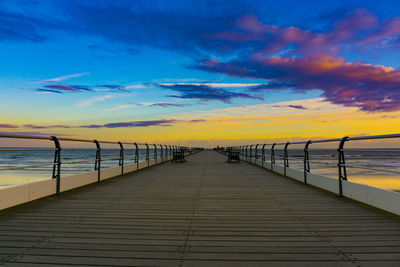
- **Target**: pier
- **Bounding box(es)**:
[1,150,400,266]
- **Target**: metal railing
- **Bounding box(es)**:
[224,133,400,196]
[0,134,187,194]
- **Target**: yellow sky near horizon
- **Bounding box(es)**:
[1,98,400,148]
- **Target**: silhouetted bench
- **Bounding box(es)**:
[172,150,186,163]
[227,151,240,163]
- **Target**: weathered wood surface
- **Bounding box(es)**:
[0,150,399,266]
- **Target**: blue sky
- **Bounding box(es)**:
[1,0,400,144]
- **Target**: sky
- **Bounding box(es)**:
[1,0,400,147]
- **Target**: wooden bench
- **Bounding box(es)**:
[172,150,186,163]
[227,151,240,163]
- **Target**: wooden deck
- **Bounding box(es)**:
[0,150,399,266]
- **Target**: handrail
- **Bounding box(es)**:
[0,133,189,194]
[222,133,400,196]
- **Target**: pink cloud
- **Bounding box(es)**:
[197,54,400,112]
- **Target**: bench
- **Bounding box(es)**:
[227,151,240,163]
[172,150,186,163]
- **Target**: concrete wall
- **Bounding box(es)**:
[286,167,304,182]
[0,179,57,210]
[0,151,199,211]
[342,180,400,215]
[236,152,400,216]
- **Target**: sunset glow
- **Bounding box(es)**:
[0,0,399,146]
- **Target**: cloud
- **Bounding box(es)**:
[79,119,204,128]
[35,83,128,94]
[159,83,261,88]
[150,103,190,107]
[0,124,19,128]
[107,102,190,111]
[36,89,64,94]
[160,84,263,103]
[196,54,400,112]
[0,131,68,137]
[19,119,205,129]
[0,10,47,42]
[76,93,128,107]
[272,105,307,110]
[79,119,178,128]
[23,124,71,129]
[5,2,400,112]
[41,72,89,82]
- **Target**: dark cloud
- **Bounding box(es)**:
[36,83,127,94]
[150,103,190,107]
[4,2,400,112]
[0,124,19,128]
[36,89,64,94]
[196,55,400,112]
[19,119,205,129]
[0,10,46,42]
[24,124,71,129]
[79,119,178,128]
[160,84,263,103]
[0,131,68,137]
[272,105,307,110]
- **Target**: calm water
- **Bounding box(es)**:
[252,148,400,191]
[0,148,167,189]
[1,148,400,191]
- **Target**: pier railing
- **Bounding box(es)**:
[222,133,400,215]
[0,134,199,205]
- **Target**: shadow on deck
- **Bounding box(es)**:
[0,150,399,266]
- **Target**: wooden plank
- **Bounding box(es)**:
[0,150,399,265]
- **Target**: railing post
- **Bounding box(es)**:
[271,143,276,171]
[153,144,157,164]
[145,143,150,167]
[284,142,290,176]
[245,145,249,159]
[118,142,124,175]
[255,144,259,164]
[169,145,172,157]
[51,136,61,194]
[94,140,101,182]
[134,142,139,170]
[303,140,312,184]
[160,145,164,162]
[338,136,349,197]
[249,145,253,163]
[261,144,266,168]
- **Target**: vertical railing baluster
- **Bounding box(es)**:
[94,140,101,182]
[303,140,312,184]
[118,142,124,175]
[338,136,349,196]
[249,145,253,163]
[284,142,290,176]
[160,144,163,162]
[255,144,259,164]
[134,142,139,170]
[261,144,266,168]
[271,143,276,171]
[51,136,61,194]
[145,143,150,167]
[153,144,157,164]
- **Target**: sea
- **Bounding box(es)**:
[0,148,159,189]
[1,148,400,191]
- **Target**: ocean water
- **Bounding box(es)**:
[0,148,168,189]
[251,148,400,191]
[1,148,400,191]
